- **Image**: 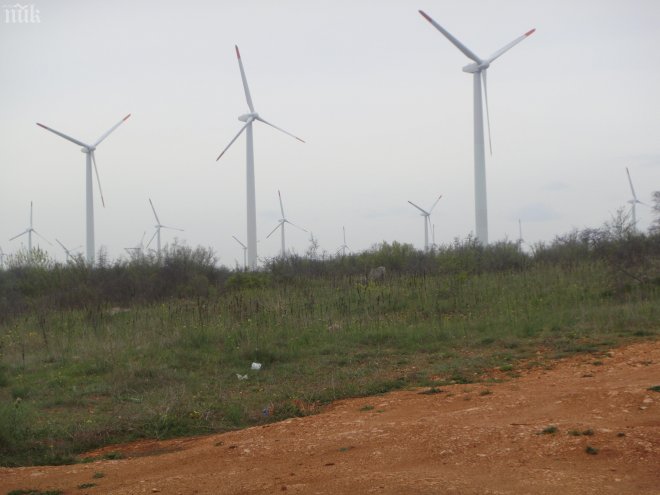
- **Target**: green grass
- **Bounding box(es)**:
[0,262,657,466]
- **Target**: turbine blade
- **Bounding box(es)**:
[285,220,308,233]
[235,45,255,113]
[429,194,443,213]
[55,238,67,251]
[9,230,29,241]
[255,117,305,143]
[232,235,247,249]
[216,121,250,161]
[485,28,536,64]
[91,152,106,208]
[278,190,286,218]
[418,10,482,63]
[266,222,282,239]
[161,225,184,232]
[93,114,131,147]
[149,198,162,224]
[482,70,493,155]
[408,200,429,215]
[626,167,638,200]
[146,230,158,248]
[32,229,52,245]
[36,123,90,148]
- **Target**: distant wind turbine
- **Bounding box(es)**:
[125,232,147,258]
[37,114,131,264]
[266,190,307,258]
[626,167,647,231]
[146,199,183,256]
[419,10,535,245]
[9,201,51,255]
[232,235,248,270]
[336,226,350,256]
[0,246,6,269]
[216,45,304,271]
[55,239,82,262]
[408,195,442,252]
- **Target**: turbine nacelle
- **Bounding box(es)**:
[238,112,258,122]
[462,61,489,73]
[80,146,95,153]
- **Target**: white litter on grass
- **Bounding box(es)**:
[251,362,262,370]
[236,374,248,380]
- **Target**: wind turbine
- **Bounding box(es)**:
[0,246,6,269]
[626,167,647,231]
[37,114,131,264]
[124,232,147,258]
[9,201,51,255]
[266,190,307,258]
[216,45,304,270]
[419,11,535,245]
[146,199,183,257]
[55,239,82,262]
[336,226,350,256]
[408,195,442,252]
[232,235,248,270]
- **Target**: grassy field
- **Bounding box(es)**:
[1,250,658,466]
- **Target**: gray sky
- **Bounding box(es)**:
[1,0,659,266]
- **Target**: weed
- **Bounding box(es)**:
[479,389,492,396]
[541,425,558,435]
[648,385,660,392]
[92,472,104,479]
[77,483,96,489]
[359,405,374,412]
[585,445,599,455]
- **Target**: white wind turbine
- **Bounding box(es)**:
[125,232,147,258]
[232,236,248,270]
[408,195,442,252]
[55,239,82,262]
[626,167,647,231]
[37,114,131,264]
[146,199,183,257]
[336,226,350,256]
[216,45,304,270]
[9,201,51,255]
[419,11,535,245]
[266,190,307,258]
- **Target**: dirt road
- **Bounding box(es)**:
[2,341,659,494]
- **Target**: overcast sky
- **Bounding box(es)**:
[1,0,659,267]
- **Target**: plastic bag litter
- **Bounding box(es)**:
[251,362,262,370]
[236,374,248,380]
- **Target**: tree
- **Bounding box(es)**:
[650,191,660,235]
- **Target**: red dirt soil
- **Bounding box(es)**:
[2,341,659,495]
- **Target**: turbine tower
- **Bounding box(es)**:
[419,11,535,245]
[37,114,131,264]
[408,195,442,251]
[216,46,304,270]
[626,167,646,231]
[9,201,51,255]
[147,199,183,257]
[266,190,307,258]
[232,235,248,270]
